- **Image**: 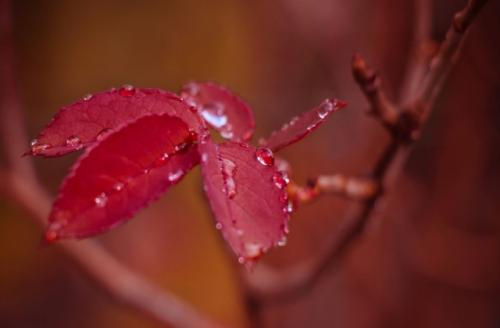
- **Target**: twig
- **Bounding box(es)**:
[244,0,488,304]
[400,0,434,102]
[352,54,399,132]
[1,1,226,327]
[2,171,226,328]
[286,175,378,206]
[412,0,489,122]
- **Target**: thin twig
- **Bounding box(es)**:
[1,1,226,327]
[244,0,488,304]
[400,0,434,102]
[286,175,378,206]
[352,54,399,132]
[413,0,489,122]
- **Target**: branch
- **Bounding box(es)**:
[352,54,399,132]
[1,1,226,327]
[244,0,489,305]
[286,175,378,206]
[412,0,489,123]
[400,0,434,102]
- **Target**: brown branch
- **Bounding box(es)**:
[400,0,434,102]
[1,1,226,327]
[352,54,399,132]
[412,0,489,122]
[243,0,489,305]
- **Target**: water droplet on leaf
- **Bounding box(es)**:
[255,147,274,166]
[277,236,287,247]
[32,143,50,153]
[119,84,135,97]
[221,158,237,198]
[200,102,228,128]
[94,193,108,207]
[82,94,93,101]
[272,172,288,189]
[244,242,263,258]
[317,99,333,119]
[168,169,183,183]
[65,136,81,147]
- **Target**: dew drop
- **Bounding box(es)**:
[182,83,200,97]
[168,169,183,183]
[201,153,208,163]
[161,153,169,161]
[32,143,50,153]
[317,99,333,119]
[200,102,228,128]
[94,193,108,207]
[281,223,290,234]
[272,172,288,189]
[113,182,125,191]
[255,147,274,166]
[30,139,38,147]
[65,135,81,147]
[277,236,287,247]
[221,158,237,198]
[283,201,294,214]
[244,242,263,258]
[238,256,246,264]
[289,116,299,126]
[82,93,93,101]
[236,229,244,236]
[119,84,135,97]
[215,222,223,230]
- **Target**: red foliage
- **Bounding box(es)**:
[262,98,346,152]
[45,114,199,241]
[199,139,290,263]
[180,82,255,142]
[29,87,204,157]
[33,82,345,262]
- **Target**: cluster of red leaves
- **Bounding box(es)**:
[29,82,345,263]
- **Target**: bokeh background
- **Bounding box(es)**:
[1,0,500,327]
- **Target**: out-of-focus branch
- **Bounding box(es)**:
[2,171,226,328]
[244,0,488,305]
[352,54,399,132]
[0,1,226,327]
[400,0,434,102]
[411,0,489,122]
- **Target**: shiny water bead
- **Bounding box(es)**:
[65,136,81,147]
[200,102,227,128]
[118,84,135,97]
[272,172,288,189]
[255,147,274,166]
[168,170,183,183]
[317,99,334,119]
[94,193,108,207]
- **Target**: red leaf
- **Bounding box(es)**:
[180,82,255,142]
[261,98,346,152]
[199,139,290,263]
[45,114,199,241]
[30,87,205,157]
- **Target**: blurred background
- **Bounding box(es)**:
[1,0,500,327]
